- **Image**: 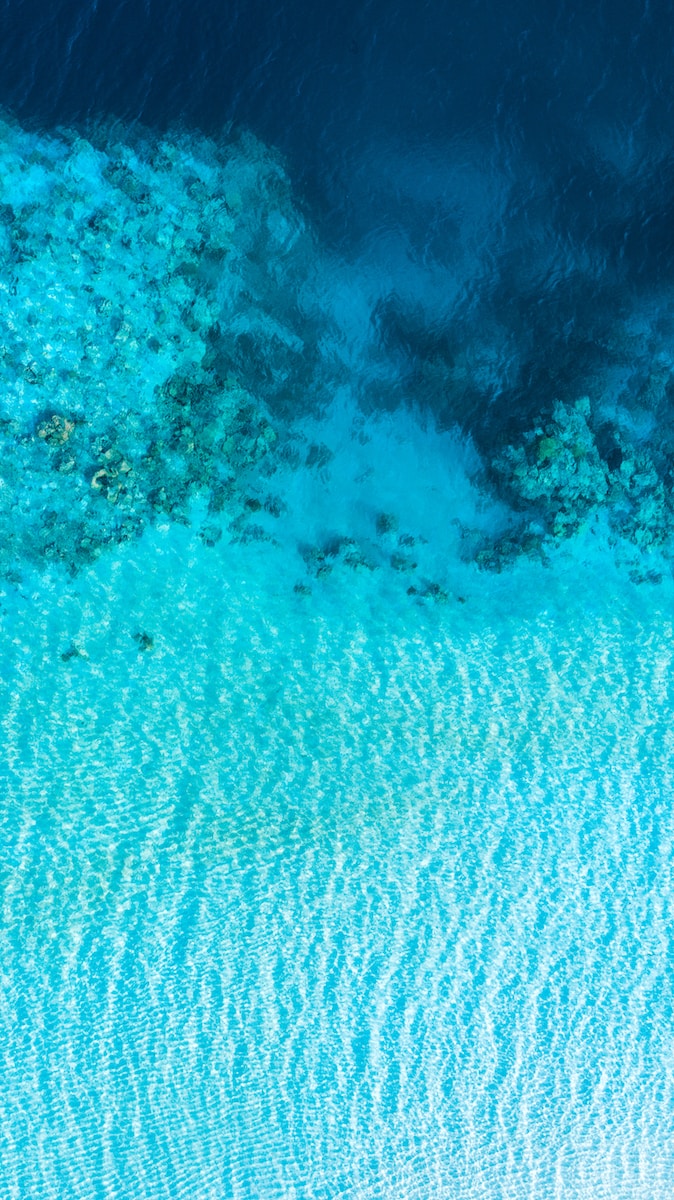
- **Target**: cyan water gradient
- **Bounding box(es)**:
[2,527,674,1198]
[1,30,674,1194]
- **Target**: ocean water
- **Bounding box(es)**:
[2,2,674,1197]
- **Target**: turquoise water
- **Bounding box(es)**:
[1,115,674,1197]
[3,532,674,1197]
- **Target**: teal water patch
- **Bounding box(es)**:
[1,112,674,1198]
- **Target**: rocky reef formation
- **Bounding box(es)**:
[469,390,674,578]
[0,115,488,603]
[0,118,326,579]
[2,112,674,592]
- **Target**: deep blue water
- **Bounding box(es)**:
[8,0,674,451]
[5,0,674,445]
[4,1,674,250]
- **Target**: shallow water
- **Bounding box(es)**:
[2,524,674,1198]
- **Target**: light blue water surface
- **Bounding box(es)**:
[1,512,673,1198]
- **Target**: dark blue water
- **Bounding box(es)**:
[5,0,671,436]
[3,2,671,148]
[6,0,674,452]
[3,0,673,245]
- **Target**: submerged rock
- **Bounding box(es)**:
[478,393,674,570]
[37,414,75,446]
[492,397,608,529]
[376,511,398,536]
[60,642,87,662]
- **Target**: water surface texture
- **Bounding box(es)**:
[1,1,674,1197]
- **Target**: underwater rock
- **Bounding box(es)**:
[299,534,379,579]
[37,414,75,446]
[492,397,609,533]
[406,581,449,603]
[198,522,222,547]
[628,565,664,585]
[305,442,333,470]
[300,544,334,578]
[263,494,286,517]
[342,547,376,572]
[375,511,398,536]
[422,582,449,603]
[60,642,88,662]
[476,389,674,569]
[473,526,548,572]
[390,552,417,573]
[206,479,235,514]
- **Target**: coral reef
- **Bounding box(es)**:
[472,392,674,571]
[2,112,674,590]
[0,118,317,579]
